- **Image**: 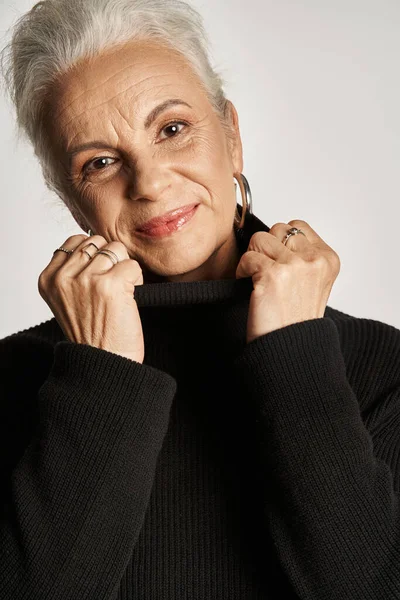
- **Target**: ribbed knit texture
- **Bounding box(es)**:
[1,208,400,599]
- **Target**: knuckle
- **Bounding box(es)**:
[267,223,286,236]
[249,231,268,248]
[303,248,319,262]
[251,231,266,242]
[129,259,143,274]
[64,234,88,246]
[77,271,91,287]
[331,250,341,273]
[94,275,114,295]
[290,253,304,266]
[288,218,308,228]
[52,270,70,290]
[242,249,257,266]
[51,273,63,290]
[38,272,48,296]
[88,234,107,244]
[106,241,128,255]
[108,240,126,250]
[311,254,329,271]
[116,258,143,281]
[274,265,291,284]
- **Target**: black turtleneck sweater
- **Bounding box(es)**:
[1,209,400,600]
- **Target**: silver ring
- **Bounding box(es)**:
[53,246,73,256]
[81,242,100,260]
[282,227,307,246]
[84,241,100,252]
[94,249,120,265]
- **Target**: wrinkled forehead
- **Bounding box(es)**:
[50,40,205,127]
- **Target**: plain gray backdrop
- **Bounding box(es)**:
[0,0,399,338]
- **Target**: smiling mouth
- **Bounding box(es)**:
[136,203,200,239]
[137,202,199,232]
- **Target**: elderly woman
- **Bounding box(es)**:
[1,0,399,598]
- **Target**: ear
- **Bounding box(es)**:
[224,100,244,174]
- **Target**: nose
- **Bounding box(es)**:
[127,153,173,203]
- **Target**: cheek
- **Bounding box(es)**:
[190,132,232,191]
[79,181,124,217]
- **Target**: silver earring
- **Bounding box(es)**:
[233,172,253,229]
[241,173,253,214]
[88,229,94,237]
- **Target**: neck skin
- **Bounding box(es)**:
[141,228,242,284]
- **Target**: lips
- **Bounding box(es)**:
[137,203,199,232]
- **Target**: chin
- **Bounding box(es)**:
[152,258,210,278]
[142,245,216,280]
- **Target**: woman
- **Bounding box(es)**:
[1,0,399,598]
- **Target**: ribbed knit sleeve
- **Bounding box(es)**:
[233,316,400,600]
[0,340,177,600]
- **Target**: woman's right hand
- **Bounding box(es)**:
[38,234,145,363]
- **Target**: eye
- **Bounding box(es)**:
[159,121,188,141]
[83,156,117,175]
[81,120,188,177]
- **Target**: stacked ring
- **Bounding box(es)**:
[94,249,120,265]
[53,243,119,266]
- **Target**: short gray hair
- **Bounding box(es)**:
[1,0,231,204]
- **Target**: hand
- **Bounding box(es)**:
[236,219,341,344]
[39,234,145,363]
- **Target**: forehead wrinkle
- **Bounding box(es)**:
[55,59,187,122]
[114,104,134,133]
[55,62,138,121]
[61,76,192,135]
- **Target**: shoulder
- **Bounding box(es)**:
[0,318,65,394]
[324,304,400,413]
[0,317,64,355]
[1,317,65,348]
[0,319,65,472]
[324,304,400,354]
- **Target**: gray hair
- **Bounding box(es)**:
[0,0,232,206]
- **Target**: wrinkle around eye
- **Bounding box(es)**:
[85,156,119,174]
[158,121,187,141]
[75,119,194,182]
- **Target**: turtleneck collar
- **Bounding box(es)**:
[134,205,270,308]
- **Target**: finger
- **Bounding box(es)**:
[267,222,310,252]
[236,250,274,280]
[285,220,336,259]
[287,219,323,244]
[45,234,90,274]
[103,258,144,291]
[247,230,295,262]
[55,235,110,276]
[84,241,130,274]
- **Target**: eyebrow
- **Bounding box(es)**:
[66,98,192,160]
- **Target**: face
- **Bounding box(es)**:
[47,39,244,282]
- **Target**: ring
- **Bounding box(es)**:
[53,246,74,256]
[282,227,307,246]
[94,249,120,265]
[84,242,100,251]
[81,242,100,260]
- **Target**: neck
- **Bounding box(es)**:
[142,229,241,284]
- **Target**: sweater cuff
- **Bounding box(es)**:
[233,317,348,402]
[39,341,177,451]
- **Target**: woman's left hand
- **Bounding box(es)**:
[236,219,341,344]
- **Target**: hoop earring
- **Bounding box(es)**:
[233,173,253,229]
[88,229,94,237]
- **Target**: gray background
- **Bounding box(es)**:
[0,0,399,338]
